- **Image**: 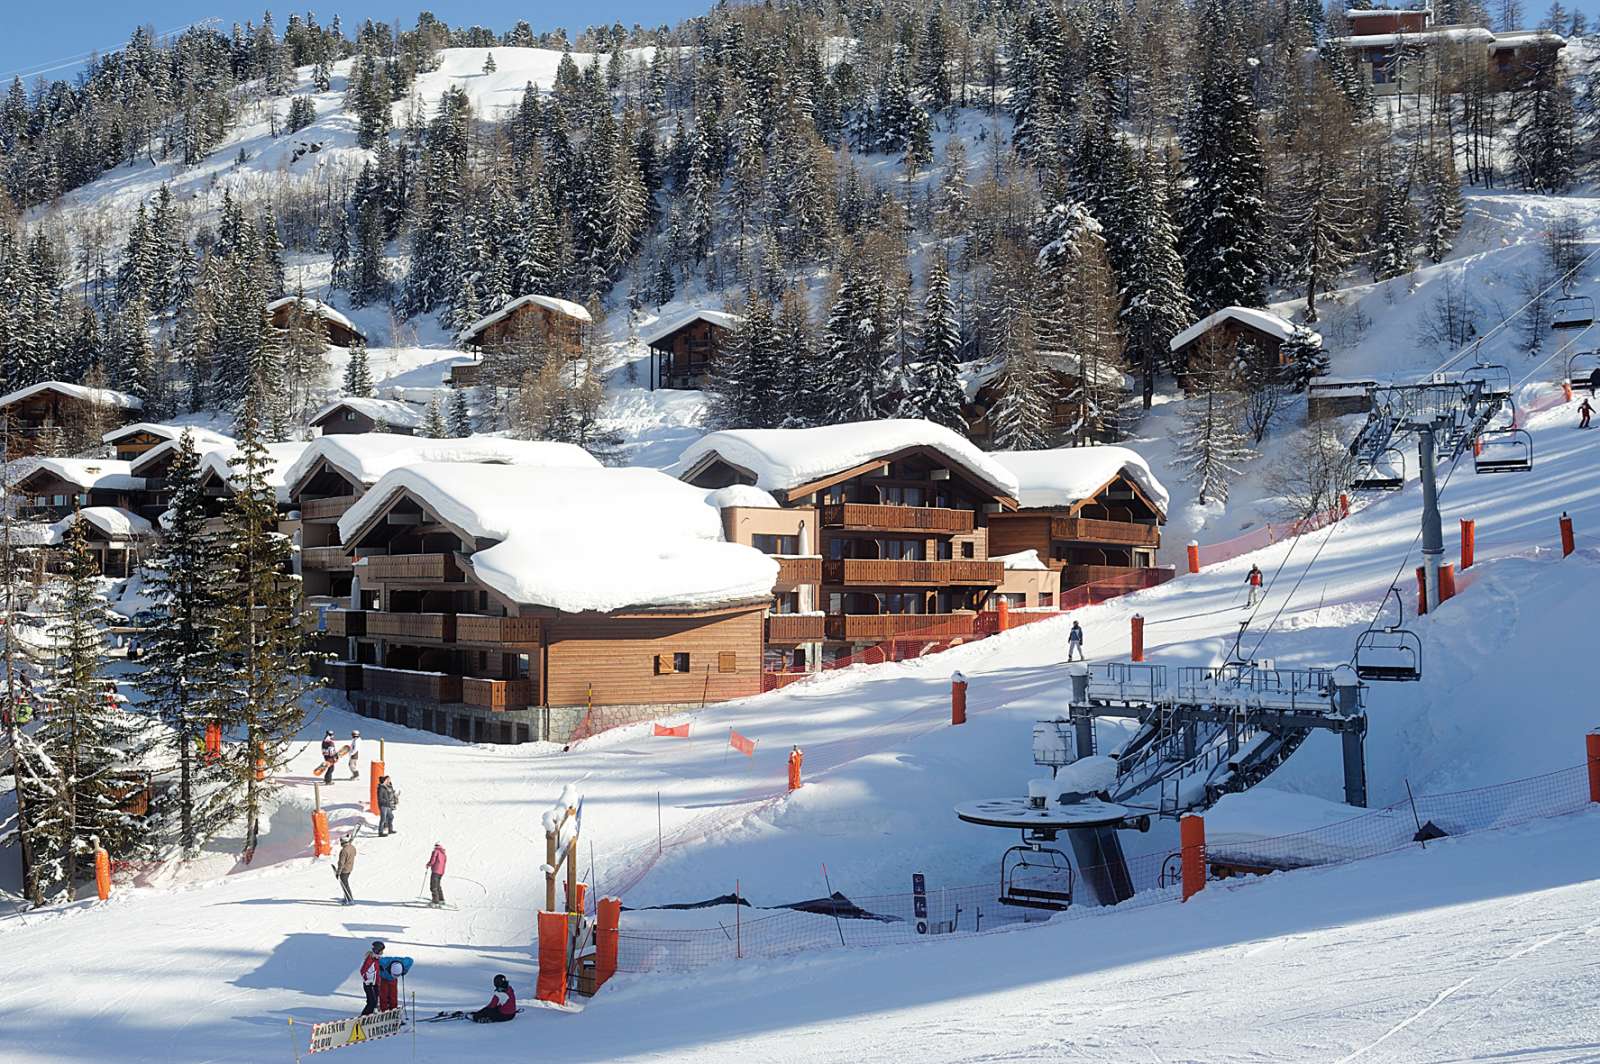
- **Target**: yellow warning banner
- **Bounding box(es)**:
[307,1007,405,1053]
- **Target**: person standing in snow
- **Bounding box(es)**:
[348,730,362,780]
[377,955,409,1013]
[1246,565,1264,607]
[1066,621,1085,661]
[377,775,398,837]
[321,730,338,785]
[336,834,357,905]
[470,975,517,1023]
[360,942,384,1015]
[425,842,447,907]
[1580,398,1594,429]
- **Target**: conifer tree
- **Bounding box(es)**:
[422,395,448,438]
[822,260,895,424]
[448,386,472,437]
[1423,148,1465,264]
[1371,179,1418,281]
[904,258,966,430]
[1281,327,1330,392]
[342,341,373,397]
[2,426,44,906]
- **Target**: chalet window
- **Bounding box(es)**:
[937,540,953,560]
[344,410,357,421]
[674,652,690,673]
[769,591,800,615]
[881,539,925,560]
[879,485,924,506]
[752,533,799,555]
[881,593,924,615]
[657,652,691,674]
[1000,593,1027,608]
[718,652,737,673]
[1041,592,1054,608]
[961,542,975,559]
[514,654,530,678]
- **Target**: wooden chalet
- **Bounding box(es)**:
[13,459,149,523]
[987,447,1169,592]
[266,296,365,348]
[961,352,1131,447]
[42,508,155,578]
[322,463,774,744]
[455,294,592,356]
[124,429,235,521]
[642,309,740,391]
[1168,306,1300,371]
[1326,8,1565,96]
[679,421,1021,667]
[309,398,424,437]
[103,423,177,460]
[0,381,143,459]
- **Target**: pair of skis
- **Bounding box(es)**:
[419,1008,525,1023]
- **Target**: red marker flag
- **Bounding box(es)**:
[653,723,690,738]
[728,729,756,757]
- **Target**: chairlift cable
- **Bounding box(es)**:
[1431,239,1600,378]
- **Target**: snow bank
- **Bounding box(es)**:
[703,484,781,509]
[0,380,142,411]
[989,446,1170,513]
[676,420,1020,500]
[993,549,1047,570]
[309,397,426,431]
[339,463,779,613]
[1169,306,1300,352]
[639,308,741,347]
[283,432,599,493]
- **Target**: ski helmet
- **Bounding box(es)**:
[352,729,360,737]
[493,974,509,991]
[371,941,385,953]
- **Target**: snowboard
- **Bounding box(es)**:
[309,744,352,771]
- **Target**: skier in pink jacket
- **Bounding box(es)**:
[425,843,447,907]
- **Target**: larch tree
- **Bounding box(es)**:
[1176,336,1254,505]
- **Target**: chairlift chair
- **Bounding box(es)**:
[1566,351,1600,393]
[1553,293,1596,330]
[1350,447,1406,492]
[999,842,1075,911]
[1467,362,1513,401]
[1473,428,1534,474]
[1354,588,1422,683]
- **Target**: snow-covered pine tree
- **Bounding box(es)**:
[1121,151,1191,404]
[214,395,319,861]
[1,423,45,906]
[1176,336,1254,504]
[1512,46,1575,193]
[1371,178,1418,282]
[342,340,373,397]
[447,386,472,437]
[422,395,448,438]
[1278,78,1364,320]
[135,432,230,858]
[1281,327,1330,392]
[285,95,316,134]
[777,287,825,428]
[28,517,148,897]
[822,258,895,424]
[904,257,966,430]
[706,295,780,429]
[1423,148,1465,264]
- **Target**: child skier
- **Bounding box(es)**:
[359,942,384,1015]
[1066,621,1084,662]
[348,730,362,780]
[470,975,517,1023]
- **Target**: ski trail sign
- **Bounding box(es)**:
[306,1007,404,1053]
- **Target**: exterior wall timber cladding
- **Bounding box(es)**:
[478,304,587,353]
[1172,319,1285,368]
[543,609,766,707]
[988,514,1053,560]
[319,409,414,436]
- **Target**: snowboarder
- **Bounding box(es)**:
[470,975,517,1023]
[1246,565,1264,607]
[348,730,362,780]
[336,834,357,905]
[377,775,398,837]
[1581,398,1594,429]
[360,942,385,1015]
[321,730,338,785]
[425,842,447,907]
[1066,621,1084,662]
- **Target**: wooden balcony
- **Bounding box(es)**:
[455,614,541,644]
[1049,516,1160,548]
[821,559,1003,587]
[766,614,825,643]
[303,545,353,571]
[366,611,456,642]
[462,677,534,711]
[825,613,979,642]
[1062,564,1152,588]
[324,610,366,637]
[301,495,358,521]
[820,503,974,534]
[774,556,822,588]
[361,553,463,583]
[363,666,461,703]
[321,661,364,691]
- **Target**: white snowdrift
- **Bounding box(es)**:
[339,463,778,612]
[283,432,600,493]
[989,445,1170,513]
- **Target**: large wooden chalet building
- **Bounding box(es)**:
[0,381,143,459]
[642,309,740,391]
[1325,6,1565,96]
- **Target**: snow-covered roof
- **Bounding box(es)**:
[199,442,310,504]
[52,506,155,543]
[1169,306,1300,353]
[961,352,1131,400]
[128,429,237,476]
[1345,8,1432,17]
[284,433,600,495]
[265,296,363,337]
[20,458,144,492]
[310,397,426,431]
[0,380,143,412]
[993,548,1048,571]
[455,293,593,344]
[1326,26,1495,46]
[1487,29,1565,49]
[676,420,1021,502]
[338,463,779,613]
[640,309,742,347]
[988,446,1170,514]
[703,484,782,510]
[103,422,233,447]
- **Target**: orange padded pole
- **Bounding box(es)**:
[369,760,385,815]
[1439,563,1456,602]
[536,911,569,1006]
[950,673,967,726]
[311,810,331,857]
[996,598,1010,632]
[1130,614,1145,663]
[1561,512,1575,557]
[595,897,620,990]
[787,747,803,792]
[1186,541,1200,574]
[94,846,110,901]
[1180,815,1206,902]
[1589,732,1600,803]
[1460,519,1475,570]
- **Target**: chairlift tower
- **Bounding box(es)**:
[1417,420,1445,614]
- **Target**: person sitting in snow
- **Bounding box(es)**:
[1066,621,1085,662]
[470,974,517,1023]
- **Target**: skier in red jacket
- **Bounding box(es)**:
[359,942,384,1015]
[471,975,517,1023]
[425,843,447,907]
[1246,565,1264,607]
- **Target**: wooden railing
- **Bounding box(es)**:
[366,612,456,642]
[819,503,974,534]
[361,553,463,582]
[766,615,825,643]
[324,610,366,638]
[824,613,978,641]
[1062,564,1154,589]
[821,559,1003,587]
[363,666,461,703]
[302,546,352,571]
[1049,516,1160,548]
[321,662,364,691]
[455,614,542,644]
[301,495,359,521]
[774,556,822,587]
[462,677,534,711]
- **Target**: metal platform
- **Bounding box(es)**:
[954,797,1134,833]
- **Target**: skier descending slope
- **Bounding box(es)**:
[425,842,447,907]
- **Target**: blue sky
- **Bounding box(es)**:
[0,0,710,82]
